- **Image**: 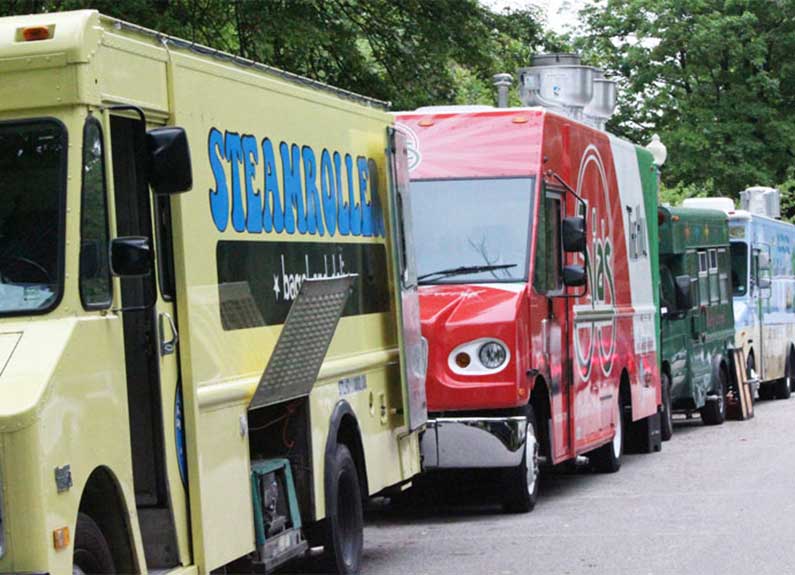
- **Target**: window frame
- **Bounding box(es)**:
[0,117,68,318]
[79,115,113,311]
[534,189,565,295]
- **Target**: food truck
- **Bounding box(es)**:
[657,206,736,435]
[396,54,662,513]
[686,188,795,400]
[0,10,425,574]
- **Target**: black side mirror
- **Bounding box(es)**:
[80,239,102,279]
[147,127,193,195]
[110,236,153,277]
[674,275,692,311]
[563,264,587,287]
[562,216,586,253]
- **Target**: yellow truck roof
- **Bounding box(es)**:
[0,9,389,111]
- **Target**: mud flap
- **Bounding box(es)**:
[625,412,662,454]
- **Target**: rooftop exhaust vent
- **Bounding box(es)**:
[740,186,781,219]
[514,53,617,129]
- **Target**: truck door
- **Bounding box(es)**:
[534,188,584,460]
[387,127,427,431]
[689,250,710,389]
[107,111,191,569]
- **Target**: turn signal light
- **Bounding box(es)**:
[53,526,70,550]
[455,352,471,368]
[22,25,52,41]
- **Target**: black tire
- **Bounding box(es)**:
[73,512,115,575]
[660,372,674,441]
[502,409,540,513]
[322,444,364,575]
[700,367,727,425]
[758,383,775,400]
[774,376,791,400]
[789,348,795,393]
[590,396,624,473]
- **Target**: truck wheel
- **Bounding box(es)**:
[590,396,624,473]
[758,384,775,400]
[73,512,115,575]
[700,367,727,425]
[660,373,673,441]
[323,444,364,575]
[502,409,540,513]
[774,377,791,400]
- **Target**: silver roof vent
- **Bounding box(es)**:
[517,53,617,129]
[740,186,781,219]
[583,70,617,130]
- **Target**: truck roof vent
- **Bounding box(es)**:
[583,71,617,130]
[740,186,781,219]
[518,53,616,129]
[518,53,595,121]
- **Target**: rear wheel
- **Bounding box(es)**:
[502,409,540,513]
[590,396,624,473]
[777,348,795,399]
[700,367,727,425]
[322,444,364,575]
[660,373,673,441]
[72,512,115,575]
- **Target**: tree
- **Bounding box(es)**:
[576,0,795,202]
[0,0,548,111]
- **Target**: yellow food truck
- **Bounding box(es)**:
[0,10,426,575]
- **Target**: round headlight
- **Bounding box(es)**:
[478,341,507,369]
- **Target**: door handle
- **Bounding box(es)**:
[159,312,179,356]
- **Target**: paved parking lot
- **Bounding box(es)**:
[343,398,795,574]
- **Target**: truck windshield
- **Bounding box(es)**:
[0,120,66,314]
[730,241,748,296]
[411,177,534,284]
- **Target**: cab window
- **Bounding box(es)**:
[79,117,112,309]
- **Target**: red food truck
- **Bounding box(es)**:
[396,55,662,512]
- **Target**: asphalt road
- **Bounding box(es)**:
[351,397,795,575]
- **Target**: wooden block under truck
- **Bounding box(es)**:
[395,54,662,513]
[0,10,427,575]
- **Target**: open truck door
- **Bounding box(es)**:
[388,127,428,431]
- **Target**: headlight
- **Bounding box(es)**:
[448,338,511,375]
[479,341,507,369]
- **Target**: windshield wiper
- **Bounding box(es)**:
[418,264,517,283]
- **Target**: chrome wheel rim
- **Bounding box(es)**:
[525,423,539,494]
[612,403,622,459]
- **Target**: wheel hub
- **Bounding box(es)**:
[525,425,539,494]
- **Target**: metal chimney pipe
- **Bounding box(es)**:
[493,73,513,108]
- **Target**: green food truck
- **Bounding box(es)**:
[657,206,735,437]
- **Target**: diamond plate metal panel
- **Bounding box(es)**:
[248,275,355,411]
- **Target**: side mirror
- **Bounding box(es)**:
[562,216,586,253]
[147,127,193,195]
[563,264,587,287]
[674,275,693,311]
[757,252,770,270]
[80,240,102,279]
[110,236,153,277]
[758,275,771,290]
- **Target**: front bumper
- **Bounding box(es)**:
[420,416,526,469]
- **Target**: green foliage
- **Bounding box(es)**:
[658,178,712,207]
[0,0,548,111]
[577,0,795,201]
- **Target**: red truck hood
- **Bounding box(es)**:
[419,283,528,411]
[420,283,526,326]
